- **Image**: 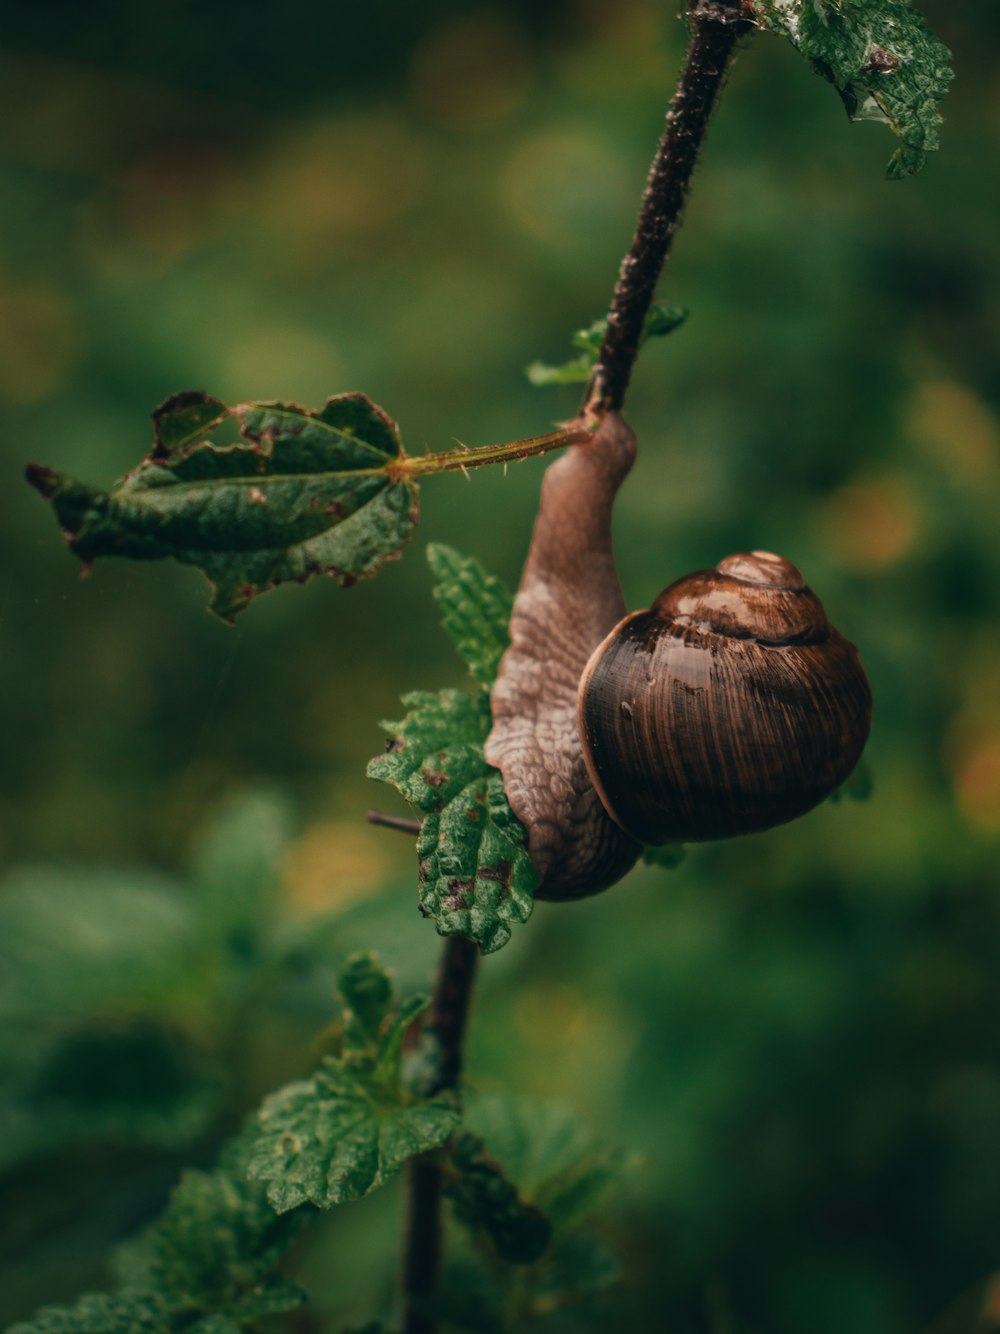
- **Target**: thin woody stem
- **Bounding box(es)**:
[589,1,750,412]
[401,936,480,1334]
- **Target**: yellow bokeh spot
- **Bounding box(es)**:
[907,379,1000,482]
[952,736,1000,833]
[822,474,920,571]
[282,820,391,916]
[0,285,78,404]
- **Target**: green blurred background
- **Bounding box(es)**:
[2,1,1000,1330]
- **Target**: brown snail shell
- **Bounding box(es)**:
[577,550,872,844]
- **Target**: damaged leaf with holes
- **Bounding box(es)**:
[247,954,460,1212]
[25,390,418,620]
[752,0,953,177]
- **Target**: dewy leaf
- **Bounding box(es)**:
[247,955,460,1211]
[25,390,418,620]
[751,0,953,177]
[368,690,535,954]
[526,304,687,387]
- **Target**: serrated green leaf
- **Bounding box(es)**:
[248,959,460,1210]
[114,1127,307,1317]
[5,1289,171,1334]
[338,951,395,1053]
[446,1131,552,1264]
[463,1093,627,1235]
[526,304,687,388]
[752,0,953,177]
[426,545,514,687]
[368,690,535,954]
[26,391,418,620]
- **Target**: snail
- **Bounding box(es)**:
[484,412,872,901]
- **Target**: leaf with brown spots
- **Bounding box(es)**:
[26,391,418,620]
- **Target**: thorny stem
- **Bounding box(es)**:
[401,936,480,1334]
[588,0,751,413]
[395,422,593,481]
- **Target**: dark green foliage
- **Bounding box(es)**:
[26,392,417,620]
[446,1132,552,1264]
[0,791,292,1174]
[526,304,687,387]
[438,1095,626,1330]
[753,0,953,176]
[368,549,537,954]
[247,954,460,1211]
[7,1129,308,1334]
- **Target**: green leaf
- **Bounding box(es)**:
[113,1127,308,1319]
[526,305,687,387]
[368,548,535,954]
[368,690,535,954]
[26,391,418,620]
[462,1093,627,1236]
[247,956,460,1211]
[5,1290,171,1334]
[426,544,513,688]
[752,0,953,177]
[641,842,686,870]
[446,1131,552,1264]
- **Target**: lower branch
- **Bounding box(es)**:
[590,0,750,412]
[401,935,480,1334]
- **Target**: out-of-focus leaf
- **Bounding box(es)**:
[642,843,686,870]
[526,305,687,387]
[827,758,874,803]
[189,786,293,935]
[446,1131,552,1264]
[462,1093,627,1236]
[752,0,953,177]
[247,954,460,1211]
[26,391,418,620]
[5,1290,171,1334]
[368,690,535,954]
[114,1126,307,1319]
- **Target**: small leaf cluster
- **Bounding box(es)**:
[26,391,417,620]
[752,0,953,177]
[368,546,537,954]
[526,304,687,387]
[247,953,461,1211]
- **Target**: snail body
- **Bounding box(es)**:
[485,412,872,901]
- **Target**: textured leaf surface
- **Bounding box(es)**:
[367,549,536,954]
[26,391,418,619]
[426,544,513,688]
[368,690,535,954]
[114,1128,307,1316]
[248,954,460,1211]
[752,0,953,177]
[11,1128,306,1334]
[526,304,686,386]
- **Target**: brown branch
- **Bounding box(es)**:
[589,0,751,413]
[401,935,480,1334]
[366,809,422,837]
